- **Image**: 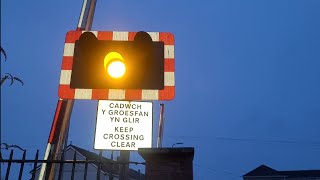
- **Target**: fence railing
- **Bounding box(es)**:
[0,149,144,180]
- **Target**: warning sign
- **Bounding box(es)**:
[94,100,153,151]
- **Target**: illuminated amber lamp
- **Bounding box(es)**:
[104,52,126,78]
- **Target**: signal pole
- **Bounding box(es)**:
[39,0,97,179]
[157,104,165,148]
[119,150,130,180]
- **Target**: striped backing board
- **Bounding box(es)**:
[58,30,175,101]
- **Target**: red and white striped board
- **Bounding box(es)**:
[58,30,175,101]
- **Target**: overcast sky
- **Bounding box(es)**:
[2,0,320,179]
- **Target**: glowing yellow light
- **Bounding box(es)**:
[107,61,126,78]
[104,52,126,78]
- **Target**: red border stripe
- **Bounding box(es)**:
[58,85,75,99]
[65,31,82,43]
[160,32,174,45]
[92,89,109,99]
[125,90,142,100]
[164,59,175,72]
[128,32,137,41]
[97,31,113,40]
[61,57,73,70]
[159,86,175,100]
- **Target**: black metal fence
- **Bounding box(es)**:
[0,149,144,180]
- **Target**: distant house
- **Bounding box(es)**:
[34,145,144,180]
[243,165,320,180]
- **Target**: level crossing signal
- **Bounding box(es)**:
[58,30,175,101]
[71,31,164,90]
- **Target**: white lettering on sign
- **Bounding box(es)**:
[94,100,153,151]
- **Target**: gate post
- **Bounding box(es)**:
[138,147,194,180]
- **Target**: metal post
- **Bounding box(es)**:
[157,104,165,148]
[84,0,97,30]
[39,0,97,179]
[109,151,114,180]
[97,150,102,180]
[119,150,130,180]
[18,150,26,180]
[47,100,74,180]
[39,99,66,180]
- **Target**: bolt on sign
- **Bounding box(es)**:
[94,100,153,151]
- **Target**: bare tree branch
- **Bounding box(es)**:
[13,77,24,86]
[0,46,7,61]
[1,73,24,86]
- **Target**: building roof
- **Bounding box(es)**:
[243,165,320,178]
[67,145,144,179]
[243,165,280,177]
